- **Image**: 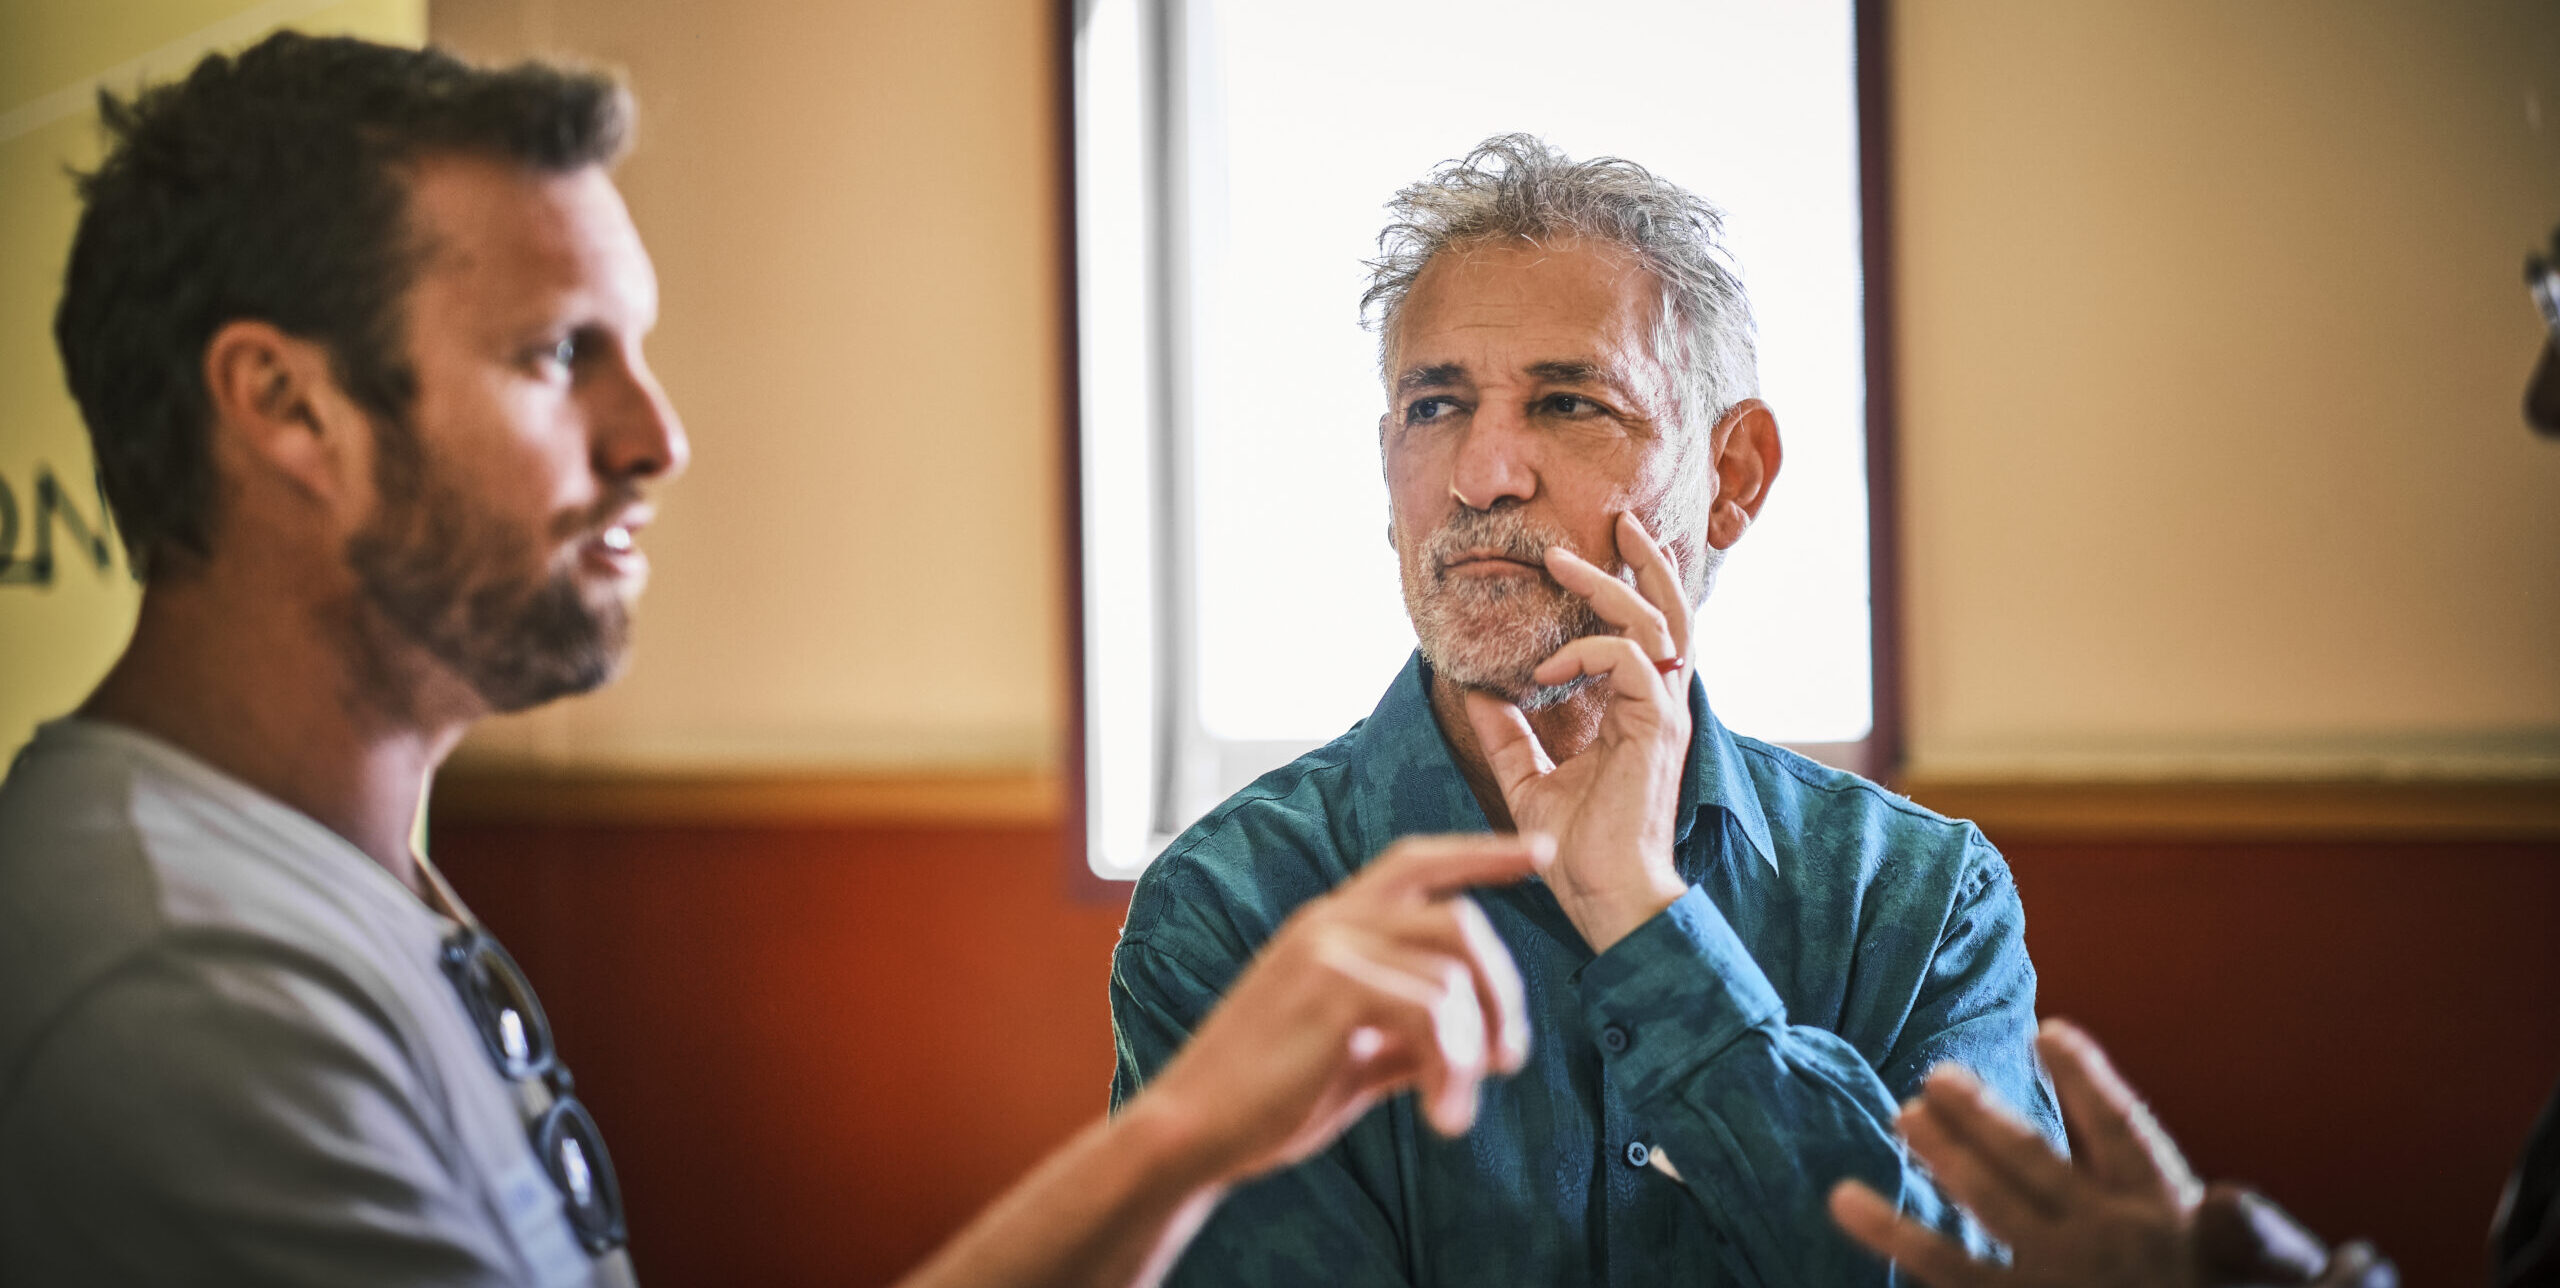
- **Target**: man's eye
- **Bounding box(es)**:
[528,336,580,375]
[1405,397,1455,424]
[1545,394,1594,415]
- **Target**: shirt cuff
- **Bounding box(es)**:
[1576,885,1787,1109]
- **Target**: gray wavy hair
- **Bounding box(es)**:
[1361,133,1758,603]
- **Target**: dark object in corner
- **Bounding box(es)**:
[2193,1183,2399,1287]
[2492,1077,2560,1288]
[2528,229,2560,437]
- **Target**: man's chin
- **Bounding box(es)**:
[1472,673,1594,713]
[1409,592,1605,712]
[462,585,633,714]
[1420,643,1594,713]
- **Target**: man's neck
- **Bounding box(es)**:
[80,573,471,897]
[1427,670,1606,832]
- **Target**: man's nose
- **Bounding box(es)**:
[592,354,689,484]
[1448,400,1536,510]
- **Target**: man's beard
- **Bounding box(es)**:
[1399,504,1611,711]
[344,419,633,716]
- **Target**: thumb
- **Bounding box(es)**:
[1463,690,1551,800]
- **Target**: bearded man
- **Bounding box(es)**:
[1,36,1545,1286]
[1109,135,2062,1285]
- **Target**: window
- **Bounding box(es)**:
[1076,0,1877,877]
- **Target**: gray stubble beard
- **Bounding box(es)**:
[1398,505,1611,711]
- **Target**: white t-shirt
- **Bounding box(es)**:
[0,718,633,1287]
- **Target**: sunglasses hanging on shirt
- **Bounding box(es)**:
[441,925,629,1255]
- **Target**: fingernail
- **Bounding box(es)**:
[1927,1064,1982,1096]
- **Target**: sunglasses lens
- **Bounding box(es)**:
[534,1098,626,1252]
[444,932,554,1080]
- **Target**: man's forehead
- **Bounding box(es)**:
[1388,237,1663,385]
[403,155,655,316]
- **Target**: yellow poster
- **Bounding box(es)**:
[0,0,423,764]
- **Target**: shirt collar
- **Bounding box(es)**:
[1351,652,1778,878]
[1683,675,1779,876]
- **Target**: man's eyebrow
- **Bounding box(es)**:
[1525,360,1608,386]
[1526,359,1650,406]
[1395,362,1467,395]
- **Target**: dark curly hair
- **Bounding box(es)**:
[52,31,631,577]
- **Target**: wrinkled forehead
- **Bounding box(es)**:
[1385,235,1671,383]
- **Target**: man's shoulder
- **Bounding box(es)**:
[1724,733,2009,900]
[0,726,181,1078]
[1118,734,1370,979]
[0,723,437,1110]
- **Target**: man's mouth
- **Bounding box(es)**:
[578,507,653,580]
[1439,549,1546,579]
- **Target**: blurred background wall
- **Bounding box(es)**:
[1895,1,2559,783]
[7,0,2557,1284]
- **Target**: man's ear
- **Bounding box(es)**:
[1380,413,1399,551]
[1705,398,1781,551]
[201,319,366,508]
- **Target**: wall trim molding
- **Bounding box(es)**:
[1899,776,2560,841]
[431,768,2560,841]
[429,767,1064,827]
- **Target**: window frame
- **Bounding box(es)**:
[1059,0,1905,885]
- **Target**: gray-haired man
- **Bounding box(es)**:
[1110,135,2061,1284]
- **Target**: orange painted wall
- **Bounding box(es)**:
[429,822,2560,1288]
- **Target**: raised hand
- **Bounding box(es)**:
[1829,1018,2397,1288]
[1828,1020,2201,1288]
[1462,511,1692,952]
[1134,833,1550,1184]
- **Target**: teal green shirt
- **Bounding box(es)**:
[1111,653,2059,1286]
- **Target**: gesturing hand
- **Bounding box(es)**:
[1829,1020,2202,1288]
[1463,511,1692,953]
[1828,1020,2395,1288]
[1136,833,1550,1186]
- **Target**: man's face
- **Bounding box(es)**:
[345,155,687,715]
[1383,236,1688,707]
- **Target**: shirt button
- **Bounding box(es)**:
[1625,1140,1651,1169]
[1599,1024,1630,1054]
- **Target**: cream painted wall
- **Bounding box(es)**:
[1896,0,2560,780]
[420,1,2554,782]
[0,0,425,766]
[433,0,1067,775]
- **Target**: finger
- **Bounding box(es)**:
[2037,1019,2197,1200]
[1542,543,1676,666]
[1359,832,1556,904]
[1463,689,1554,801]
[1316,936,1489,1137]
[1328,898,1532,1079]
[1897,1100,2061,1238]
[1828,1181,2002,1288]
[1450,898,1532,1073]
[1531,634,1680,708]
[1913,1064,2081,1213]
[1613,511,1692,666]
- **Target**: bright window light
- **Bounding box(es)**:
[1079,0,1871,877]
